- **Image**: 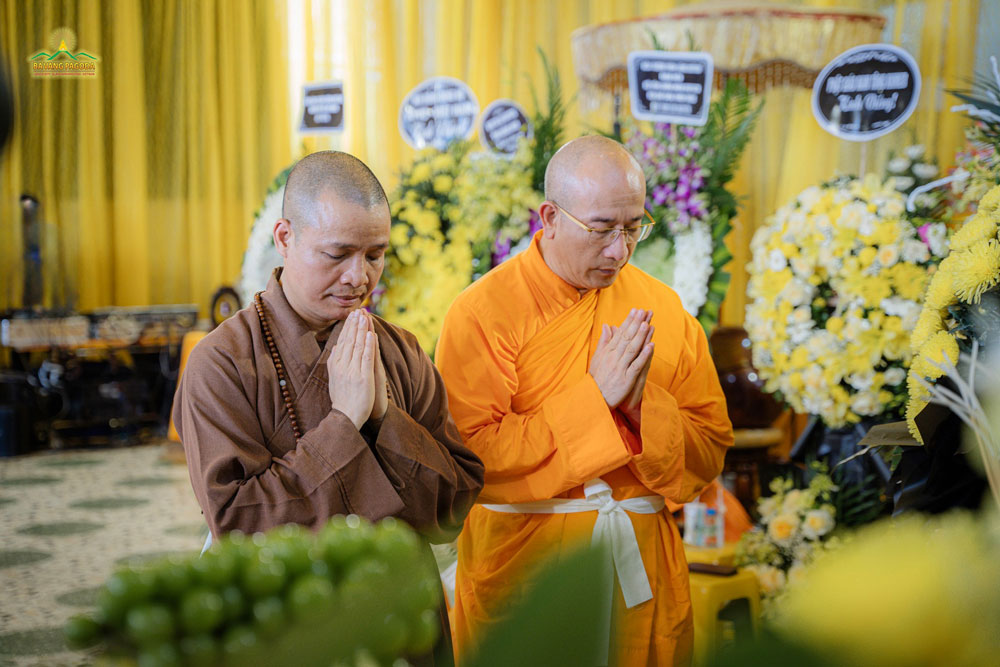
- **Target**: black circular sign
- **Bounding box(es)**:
[399,77,479,151]
[479,99,532,155]
[812,44,921,142]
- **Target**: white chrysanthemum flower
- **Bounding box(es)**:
[912,163,938,180]
[669,221,713,316]
[851,390,883,416]
[887,156,911,173]
[847,372,875,391]
[838,202,868,229]
[767,512,801,546]
[787,560,809,587]
[877,244,900,267]
[797,185,823,211]
[801,508,835,540]
[904,144,926,160]
[747,564,786,595]
[880,296,920,320]
[239,187,286,305]
[880,198,905,218]
[925,223,949,257]
[768,247,788,271]
[884,366,907,385]
[781,278,813,305]
[901,238,930,263]
[893,175,916,191]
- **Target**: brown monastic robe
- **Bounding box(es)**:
[172,269,484,542]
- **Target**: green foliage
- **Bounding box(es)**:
[527,47,568,194]
[701,77,763,220]
[948,66,1000,145]
[828,466,889,529]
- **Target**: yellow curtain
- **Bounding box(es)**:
[1,0,979,324]
[291,0,978,328]
[0,0,293,313]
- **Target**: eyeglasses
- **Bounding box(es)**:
[552,202,656,246]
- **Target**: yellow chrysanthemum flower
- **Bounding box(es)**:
[975,184,1000,216]
[922,263,957,310]
[909,307,945,352]
[949,213,998,253]
[917,330,960,373]
[950,238,1000,304]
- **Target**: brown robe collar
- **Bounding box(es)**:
[258,267,343,397]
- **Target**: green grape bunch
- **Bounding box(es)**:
[65,516,443,667]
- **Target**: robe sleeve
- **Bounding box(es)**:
[436,299,631,504]
[174,338,406,538]
[366,329,485,543]
[624,314,733,505]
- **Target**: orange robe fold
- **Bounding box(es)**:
[435,234,734,666]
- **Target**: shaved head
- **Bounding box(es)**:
[544,135,644,205]
[282,151,389,230]
[273,150,391,329]
[537,135,647,291]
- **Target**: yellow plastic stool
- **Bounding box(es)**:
[688,568,761,666]
[167,330,208,442]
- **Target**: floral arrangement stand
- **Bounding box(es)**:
[626,78,762,332]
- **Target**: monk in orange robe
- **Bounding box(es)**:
[435,136,734,666]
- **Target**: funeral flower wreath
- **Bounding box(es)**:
[745,176,940,428]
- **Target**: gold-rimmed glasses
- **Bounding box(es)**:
[552,202,656,246]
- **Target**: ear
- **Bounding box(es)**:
[273,219,294,258]
[538,201,559,240]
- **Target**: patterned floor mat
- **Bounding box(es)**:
[0,442,205,666]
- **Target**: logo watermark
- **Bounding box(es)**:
[27,28,100,78]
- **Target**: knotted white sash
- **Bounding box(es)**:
[481,478,664,664]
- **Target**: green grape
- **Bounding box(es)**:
[219,585,248,622]
[370,612,410,659]
[399,575,442,614]
[94,588,128,628]
[405,608,440,656]
[125,603,175,647]
[251,595,286,638]
[271,523,310,541]
[286,573,336,620]
[221,624,259,661]
[339,557,390,601]
[320,516,375,568]
[105,568,156,609]
[179,634,219,667]
[63,613,102,649]
[373,518,421,567]
[136,642,181,667]
[241,554,287,598]
[191,549,239,588]
[154,557,193,599]
[178,587,225,634]
[309,551,332,579]
[268,534,313,576]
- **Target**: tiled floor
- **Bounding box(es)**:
[0,442,206,666]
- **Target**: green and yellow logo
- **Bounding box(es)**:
[28,28,99,78]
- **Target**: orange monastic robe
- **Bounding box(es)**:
[435,234,733,666]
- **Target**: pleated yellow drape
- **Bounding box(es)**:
[0,0,292,313]
[292,0,976,329]
[1,0,980,327]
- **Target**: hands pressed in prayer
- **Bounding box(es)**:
[589,308,654,411]
[328,309,386,430]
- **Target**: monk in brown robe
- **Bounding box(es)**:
[436,136,733,666]
[172,150,484,544]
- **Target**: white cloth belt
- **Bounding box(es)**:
[481,478,665,665]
